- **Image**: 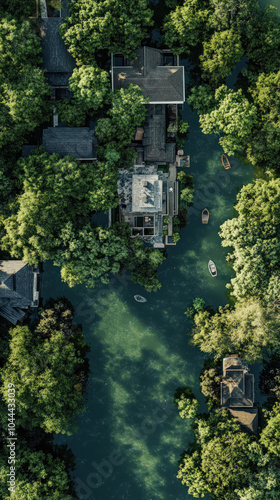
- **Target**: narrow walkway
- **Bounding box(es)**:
[40,0,48,18]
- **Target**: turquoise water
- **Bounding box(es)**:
[259,0,280,10]
[42,101,255,499]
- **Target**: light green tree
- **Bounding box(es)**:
[219,178,280,301]
[199,85,258,155]
[69,65,111,111]
[200,30,244,85]
[189,298,280,363]
[164,0,210,56]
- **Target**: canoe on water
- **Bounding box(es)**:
[202,208,209,224]
[221,154,231,170]
[208,260,217,277]
[134,295,147,303]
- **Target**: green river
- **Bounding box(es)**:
[43,98,255,499]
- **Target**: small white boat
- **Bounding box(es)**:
[208,260,217,277]
[134,295,147,303]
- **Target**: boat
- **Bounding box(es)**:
[208,260,217,277]
[202,208,209,224]
[221,154,231,170]
[134,295,147,303]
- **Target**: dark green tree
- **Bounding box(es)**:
[0,301,89,434]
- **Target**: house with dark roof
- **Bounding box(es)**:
[43,127,97,160]
[111,46,185,104]
[221,355,258,434]
[0,261,40,325]
[40,17,75,89]
[111,47,185,104]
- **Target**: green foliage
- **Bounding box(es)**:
[172,231,180,244]
[96,85,147,164]
[199,358,221,409]
[174,387,199,419]
[0,301,89,434]
[164,0,210,56]
[0,16,41,79]
[69,65,111,112]
[260,403,280,458]
[2,150,118,264]
[187,84,216,115]
[189,298,280,363]
[199,85,258,156]
[259,353,280,403]
[181,186,194,204]
[178,410,253,499]
[0,437,76,499]
[246,5,280,74]
[185,297,206,318]
[0,0,36,19]
[0,17,51,152]
[219,178,280,301]
[60,0,153,64]
[200,30,244,85]
[55,99,88,127]
[247,71,280,170]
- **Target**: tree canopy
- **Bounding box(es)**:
[178,410,253,500]
[60,0,153,64]
[199,85,258,156]
[0,300,89,434]
[200,30,244,86]
[188,298,280,363]
[219,178,280,301]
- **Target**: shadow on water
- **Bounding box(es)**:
[42,99,255,500]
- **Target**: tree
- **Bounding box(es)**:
[246,5,280,73]
[96,85,148,164]
[2,150,118,264]
[69,65,111,112]
[187,84,216,114]
[181,186,194,204]
[60,0,153,64]
[174,387,199,419]
[219,178,280,301]
[164,0,211,56]
[189,298,280,363]
[199,359,222,409]
[199,85,258,155]
[0,0,36,19]
[247,71,280,169]
[55,223,130,288]
[0,16,41,80]
[0,437,77,499]
[260,403,280,458]
[178,410,253,499]
[235,442,280,500]
[200,30,244,86]
[259,353,280,403]
[0,67,51,151]
[0,301,89,434]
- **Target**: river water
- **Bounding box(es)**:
[42,95,255,499]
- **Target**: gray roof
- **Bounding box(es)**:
[0,261,40,325]
[142,105,175,163]
[228,408,258,435]
[221,356,254,408]
[112,47,185,103]
[132,174,163,213]
[43,127,97,159]
[40,18,75,86]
